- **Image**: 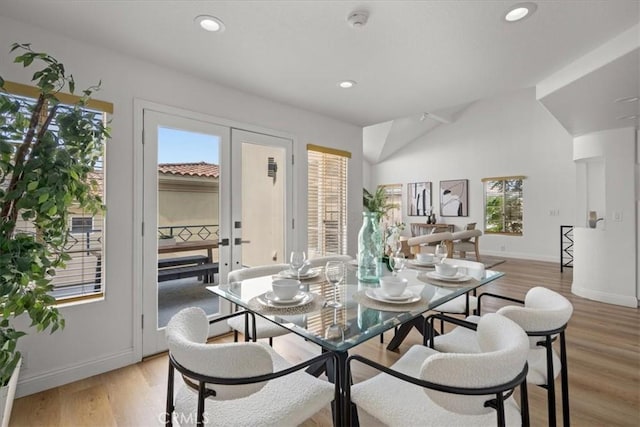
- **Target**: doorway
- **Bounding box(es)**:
[140,108,292,356]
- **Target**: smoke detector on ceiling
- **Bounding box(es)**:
[347,10,369,28]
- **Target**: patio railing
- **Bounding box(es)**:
[158,224,219,242]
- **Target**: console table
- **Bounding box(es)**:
[410,223,455,237]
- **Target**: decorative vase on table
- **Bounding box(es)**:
[358,212,383,283]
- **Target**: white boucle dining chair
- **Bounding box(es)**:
[347,313,530,427]
[406,234,476,320]
[306,254,353,268]
[426,258,486,334]
[379,253,485,346]
[429,286,573,427]
[226,263,291,345]
[165,307,337,426]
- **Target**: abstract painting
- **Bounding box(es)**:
[440,179,468,216]
[407,181,431,216]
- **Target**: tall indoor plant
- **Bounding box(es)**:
[0,43,109,423]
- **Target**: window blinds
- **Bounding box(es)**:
[2,82,111,301]
[307,144,349,258]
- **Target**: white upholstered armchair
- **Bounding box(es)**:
[429,287,573,427]
[165,307,337,426]
[347,313,530,427]
[226,264,291,345]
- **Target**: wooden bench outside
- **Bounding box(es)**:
[158,255,208,269]
[157,262,219,283]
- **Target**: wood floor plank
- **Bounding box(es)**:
[9,258,640,426]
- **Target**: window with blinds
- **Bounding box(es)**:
[483,176,524,235]
[379,183,402,229]
[307,144,350,258]
[2,86,109,301]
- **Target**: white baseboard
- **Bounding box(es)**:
[481,250,558,263]
[15,349,137,398]
[571,284,639,308]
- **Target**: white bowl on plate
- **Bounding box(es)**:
[272,279,301,300]
[416,253,434,263]
[435,263,457,277]
[379,276,409,297]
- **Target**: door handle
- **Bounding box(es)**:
[234,238,251,245]
[218,238,230,246]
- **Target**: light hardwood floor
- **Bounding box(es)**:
[10,258,640,426]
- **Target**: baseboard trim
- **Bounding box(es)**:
[15,349,137,398]
[481,250,557,263]
[571,284,639,308]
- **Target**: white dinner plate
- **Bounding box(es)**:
[278,269,321,280]
[258,291,313,307]
[365,288,421,304]
[407,259,436,268]
[425,271,472,282]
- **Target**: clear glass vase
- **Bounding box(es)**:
[358,211,383,283]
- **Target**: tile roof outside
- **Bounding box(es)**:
[158,162,220,178]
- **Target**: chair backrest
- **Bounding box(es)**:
[419,313,529,415]
[407,232,453,255]
[443,257,485,280]
[307,255,352,268]
[228,263,290,283]
[451,229,482,242]
[166,307,273,400]
[497,286,573,338]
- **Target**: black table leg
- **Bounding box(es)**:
[385,316,427,351]
[306,358,328,377]
[305,350,359,426]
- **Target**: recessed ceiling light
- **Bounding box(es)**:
[338,80,357,89]
[614,96,639,103]
[195,15,225,32]
[504,2,537,22]
[616,114,638,121]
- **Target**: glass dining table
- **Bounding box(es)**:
[208,262,504,425]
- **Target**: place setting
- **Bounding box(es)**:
[417,262,478,288]
[406,253,439,269]
[275,267,322,281]
[354,275,427,312]
[274,250,323,281]
[250,277,325,314]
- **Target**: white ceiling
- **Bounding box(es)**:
[539,47,639,137]
[1,1,638,160]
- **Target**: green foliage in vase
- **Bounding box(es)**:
[362,187,397,221]
[0,43,110,386]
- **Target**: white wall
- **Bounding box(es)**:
[372,88,575,261]
[0,15,362,396]
[572,127,637,307]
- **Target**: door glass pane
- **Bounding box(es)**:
[156,127,220,327]
[241,142,285,266]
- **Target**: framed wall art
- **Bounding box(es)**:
[407,181,431,216]
[440,179,468,217]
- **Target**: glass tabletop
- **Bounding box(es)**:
[209,263,503,352]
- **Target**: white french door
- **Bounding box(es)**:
[141,109,292,356]
[230,129,293,270]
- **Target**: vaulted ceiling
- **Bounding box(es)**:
[1,1,637,162]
